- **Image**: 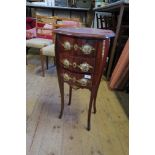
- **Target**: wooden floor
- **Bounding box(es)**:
[27,55,129,155]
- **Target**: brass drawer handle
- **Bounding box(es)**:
[74,44,95,55]
[62,42,95,54]
[77,78,88,87]
[72,85,79,90]
[62,41,72,51]
[62,59,72,68]
[74,44,78,51]
[63,73,89,87]
[78,62,93,72]
[72,62,77,68]
[63,73,71,82]
[62,59,93,72]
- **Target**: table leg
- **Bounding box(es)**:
[59,79,64,119]
[87,90,94,131]
[93,90,98,114]
[56,67,65,119]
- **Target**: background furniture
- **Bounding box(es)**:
[93,1,129,80]
[94,12,115,30]
[55,0,68,7]
[26,17,36,39]
[40,17,82,76]
[26,2,89,25]
[54,27,114,130]
[26,15,56,71]
[26,17,36,30]
[109,39,129,90]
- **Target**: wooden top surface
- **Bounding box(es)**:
[54,28,115,39]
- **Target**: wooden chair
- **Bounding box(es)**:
[26,15,57,67]
[40,17,82,77]
[94,12,115,31]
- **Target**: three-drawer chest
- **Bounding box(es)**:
[54,27,115,130]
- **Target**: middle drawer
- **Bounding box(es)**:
[59,54,95,74]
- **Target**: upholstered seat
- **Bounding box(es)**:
[26,15,57,72]
[26,38,53,49]
[41,44,55,56]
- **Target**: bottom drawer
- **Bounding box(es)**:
[60,69,92,89]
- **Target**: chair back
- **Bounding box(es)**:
[94,12,115,31]
[52,17,82,42]
[55,17,82,28]
[36,15,57,40]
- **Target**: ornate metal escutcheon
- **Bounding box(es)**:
[80,44,95,55]
[62,41,72,50]
[74,44,78,51]
[63,73,71,81]
[78,62,93,72]
[62,59,70,68]
[77,78,88,86]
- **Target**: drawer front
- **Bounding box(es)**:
[73,38,98,57]
[57,35,98,58]
[60,69,92,89]
[57,35,75,55]
[59,54,95,74]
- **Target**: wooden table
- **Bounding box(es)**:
[54,27,114,130]
[26,2,90,24]
[93,1,129,79]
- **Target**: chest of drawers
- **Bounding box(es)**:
[54,27,115,130]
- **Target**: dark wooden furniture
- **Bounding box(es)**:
[93,1,129,79]
[95,12,115,31]
[26,2,89,25]
[54,27,114,130]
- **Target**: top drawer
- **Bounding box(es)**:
[57,35,98,58]
[56,35,75,54]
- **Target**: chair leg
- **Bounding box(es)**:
[40,52,45,77]
[26,47,30,65]
[46,56,48,70]
[53,57,56,65]
[26,55,28,66]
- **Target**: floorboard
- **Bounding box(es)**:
[26,55,129,155]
